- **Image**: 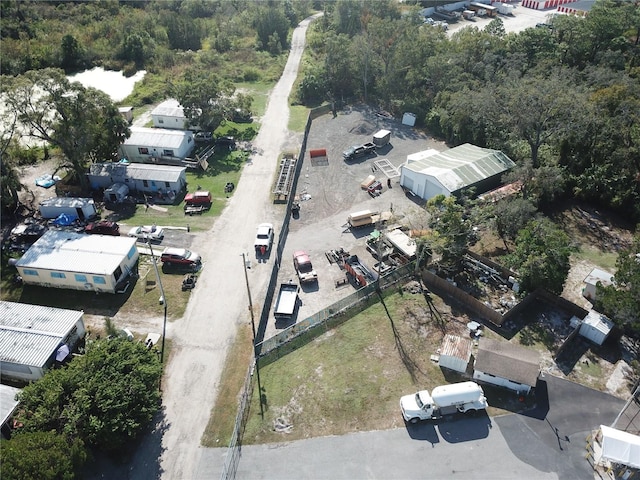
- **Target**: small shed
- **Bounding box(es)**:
[103,182,129,203]
[309,148,328,166]
[438,334,472,373]
[39,197,97,221]
[583,268,615,302]
[402,112,416,126]
[0,301,86,383]
[118,106,134,124]
[473,338,540,395]
[579,310,614,346]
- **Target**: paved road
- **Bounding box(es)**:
[195,374,624,479]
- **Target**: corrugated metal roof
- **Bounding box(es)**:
[40,197,94,208]
[440,334,472,361]
[0,384,22,425]
[124,163,186,182]
[151,99,184,118]
[89,162,185,182]
[403,144,515,193]
[0,302,85,370]
[0,301,83,334]
[15,230,137,274]
[0,328,63,368]
[125,127,191,149]
[583,310,614,335]
[475,338,540,387]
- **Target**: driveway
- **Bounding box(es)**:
[195,375,624,479]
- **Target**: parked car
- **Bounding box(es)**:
[232,108,252,123]
[127,225,164,241]
[184,191,212,206]
[254,223,274,255]
[84,220,120,236]
[293,250,318,283]
[194,132,213,142]
[215,136,236,149]
[160,247,201,267]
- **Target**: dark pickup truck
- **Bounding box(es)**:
[343,142,376,161]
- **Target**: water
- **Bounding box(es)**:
[67,67,146,103]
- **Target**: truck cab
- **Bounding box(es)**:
[342,142,376,161]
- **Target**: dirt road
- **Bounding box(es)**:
[155,15,320,480]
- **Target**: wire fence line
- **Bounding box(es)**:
[221,106,414,480]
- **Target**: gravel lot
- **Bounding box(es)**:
[269,106,447,335]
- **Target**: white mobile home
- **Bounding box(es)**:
[473,338,540,395]
[151,99,192,130]
[15,231,138,294]
[88,162,187,196]
[39,197,97,221]
[119,127,195,164]
[400,144,515,201]
[0,301,86,383]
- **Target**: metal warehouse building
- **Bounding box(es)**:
[400,143,515,201]
[15,230,138,294]
[0,301,86,383]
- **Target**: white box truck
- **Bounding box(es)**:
[400,381,488,423]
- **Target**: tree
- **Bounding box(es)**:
[1,431,87,480]
[1,69,130,191]
[490,69,578,167]
[171,67,236,133]
[254,5,289,53]
[15,338,162,453]
[425,195,472,274]
[505,218,574,295]
[492,196,538,251]
[596,233,640,339]
[60,34,84,72]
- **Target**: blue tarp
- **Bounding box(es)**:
[52,213,77,226]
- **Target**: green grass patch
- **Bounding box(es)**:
[235,81,274,118]
[288,104,309,133]
[572,247,618,272]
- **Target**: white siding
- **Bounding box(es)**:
[473,371,532,395]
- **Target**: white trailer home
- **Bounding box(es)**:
[473,338,540,395]
[150,99,197,130]
[39,197,97,221]
[119,127,195,164]
[88,162,187,198]
[15,231,138,294]
[0,301,86,383]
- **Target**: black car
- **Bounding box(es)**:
[215,136,236,149]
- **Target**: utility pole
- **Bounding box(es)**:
[242,253,264,417]
[146,237,167,367]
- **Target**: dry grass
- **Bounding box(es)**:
[201,323,254,447]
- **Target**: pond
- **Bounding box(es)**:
[67,67,146,103]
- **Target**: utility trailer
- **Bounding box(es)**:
[274,282,300,322]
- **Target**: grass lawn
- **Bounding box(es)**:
[205,288,469,446]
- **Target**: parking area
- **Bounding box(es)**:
[265,106,447,336]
